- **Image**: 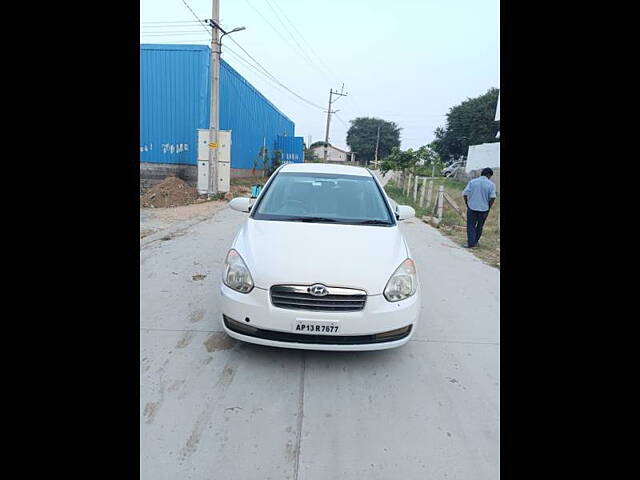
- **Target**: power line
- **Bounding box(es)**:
[262,0,331,84]
[242,0,331,87]
[141,20,203,24]
[179,0,213,36]
[141,25,204,29]
[224,44,324,111]
[141,31,214,36]
[225,36,325,110]
[333,113,349,128]
[175,0,324,112]
[143,39,211,43]
[267,0,340,84]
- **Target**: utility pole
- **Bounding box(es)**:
[374,123,381,169]
[323,85,347,162]
[208,0,221,196]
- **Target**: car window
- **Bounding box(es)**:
[252,172,394,225]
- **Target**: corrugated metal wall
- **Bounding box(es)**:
[274,135,304,164]
[140,44,303,170]
[140,45,209,165]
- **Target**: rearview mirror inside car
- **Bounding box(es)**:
[396,205,415,221]
[229,197,252,213]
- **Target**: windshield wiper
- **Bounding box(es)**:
[286,216,338,223]
[353,219,392,225]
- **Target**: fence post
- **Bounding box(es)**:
[437,185,444,220]
[406,174,412,196]
[426,179,434,209]
[413,176,419,202]
[419,177,427,207]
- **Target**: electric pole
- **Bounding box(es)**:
[208,0,220,196]
[323,85,347,162]
[374,123,381,169]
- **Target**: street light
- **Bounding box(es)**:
[207,20,246,54]
[204,19,246,195]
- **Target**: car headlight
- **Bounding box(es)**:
[383,258,417,302]
[223,249,254,293]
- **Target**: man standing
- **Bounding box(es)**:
[462,168,497,248]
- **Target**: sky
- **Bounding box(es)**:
[140,0,499,151]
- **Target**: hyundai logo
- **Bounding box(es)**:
[308,284,329,297]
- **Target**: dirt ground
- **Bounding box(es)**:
[140,200,228,239]
[141,176,200,208]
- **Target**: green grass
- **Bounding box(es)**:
[385,176,500,268]
[230,175,268,187]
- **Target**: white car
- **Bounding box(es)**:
[220,163,421,351]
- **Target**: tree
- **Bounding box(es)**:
[304,148,320,163]
[259,145,269,176]
[431,88,500,164]
[346,117,401,166]
[379,144,443,177]
[266,150,283,177]
[380,147,418,176]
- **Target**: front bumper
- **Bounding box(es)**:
[220,283,420,351]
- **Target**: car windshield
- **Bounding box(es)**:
[252,172,395,225]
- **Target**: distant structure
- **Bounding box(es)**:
[309,143,355,164]
[465,92,500,173]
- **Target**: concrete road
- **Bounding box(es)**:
[140,180,499,479]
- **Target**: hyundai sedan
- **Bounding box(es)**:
[220,163,420,351]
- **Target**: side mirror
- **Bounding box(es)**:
[229,197,252,213]
[396,205,415,221]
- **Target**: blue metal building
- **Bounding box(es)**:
[140,44,304,174]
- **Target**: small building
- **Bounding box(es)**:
[309,143,355,164]
[458,93,500,192]
[465,92,500,173]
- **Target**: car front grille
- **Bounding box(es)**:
[270,285,367,312]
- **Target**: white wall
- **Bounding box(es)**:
[310,146,348,162]
[465,142,500,172]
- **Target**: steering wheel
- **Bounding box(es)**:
[280,199,308,214]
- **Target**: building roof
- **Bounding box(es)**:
[310,144,351,154]
[280,162,370,177]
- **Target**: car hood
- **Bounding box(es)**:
[231,218,409,295]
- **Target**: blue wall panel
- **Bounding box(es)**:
[275,135,304,164]
[140,45,209,165]
[140,44,304,169]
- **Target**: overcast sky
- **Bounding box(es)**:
[140,0,499,151]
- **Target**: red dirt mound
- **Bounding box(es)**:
[141,176,199,208]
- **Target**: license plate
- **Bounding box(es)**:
[294,319,340,334]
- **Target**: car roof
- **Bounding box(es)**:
[279,162,372,177]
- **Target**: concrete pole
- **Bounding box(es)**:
[208,0,220,195]
[426,179,434,209]
[413,175,419,202]
[437,185,444,220]
[420,177,427,207]
[323,89,333,163]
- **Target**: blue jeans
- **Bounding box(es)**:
[467,208,489,247]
